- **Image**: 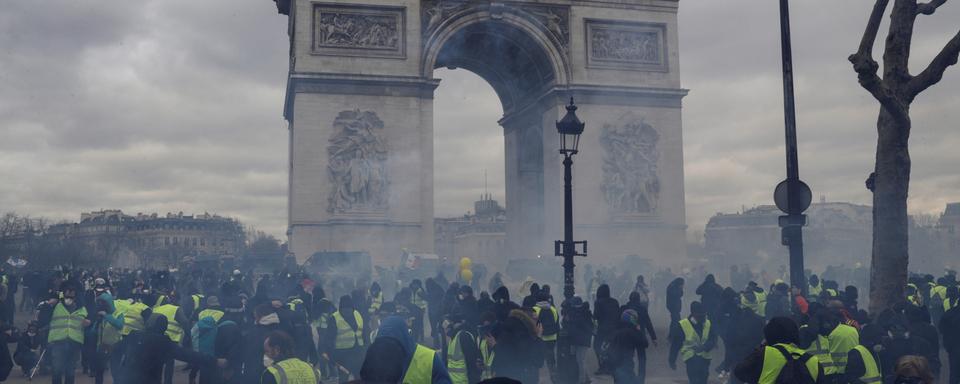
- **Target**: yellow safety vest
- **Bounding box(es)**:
[369,292,382,314]
[825,288,839,298]
[198,308,225,323]
[154,294,168,308]
[759,343,820,384]
[532,305,560,342]
[411,289,427,311]
[332,310,364,349]
[946,298,959,311]
[479,337,495,380]
[741,293,763,316]
[265,357,321,384]
[931,285,947,302]
[99,308,123,347]
[678,318,712,362]
[48,303,87,344]
[806,333,834,375]
[828,324,859,374]
[853,345,881,384]
[192,294,204,311]
[122,302,149,336]
[809,282,822,297]
[755,291,767,316]
[154,304,184,343]
[402,344,436,384]
[447,331,472,384]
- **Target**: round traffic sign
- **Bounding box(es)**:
[774,179,812,215]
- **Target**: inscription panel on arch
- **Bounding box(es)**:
[312,3,406,59]
[585,19,668,72]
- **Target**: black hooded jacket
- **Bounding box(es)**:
[115,314,215,384]
[593,284,621,338]
[492,287,519,323]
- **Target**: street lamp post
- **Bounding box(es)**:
[774,0,812,297]
[555,98,587,301]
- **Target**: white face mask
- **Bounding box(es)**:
[263,355,274,367]
[64,298,75,306]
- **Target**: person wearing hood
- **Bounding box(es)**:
[154,290,191,384]
[533,291,559,379]
[48,285,90,384]
[561,296,593,384]
[608,309,650,384]
[733,316,822,384]
[696,274,723,320]
[594,284,621,373]
[666,278,685,325]
[476,291,494,317]
[456,285,480,333]
[113,313,220,384]
[13,321,41,377]
[669,301,717,384]
[327,295,365,382]
[426,279,446,348]
[240,303,281,384]
[91,292,123,384]
[491,309,541,383]
[445,314,481,384]
[359,315,452,383]
[720,306,765,383]
[491,286,519,323]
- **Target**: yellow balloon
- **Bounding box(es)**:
[460,269,473,282]
[459,257,472,268]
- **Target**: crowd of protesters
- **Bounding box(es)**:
[0,263,951,384]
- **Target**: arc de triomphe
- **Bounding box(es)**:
[273,0,688,269]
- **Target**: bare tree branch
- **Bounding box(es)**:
[850,0,911,124]
[854,0,890,58]
[917,0,948,14]
[908,29,960,97]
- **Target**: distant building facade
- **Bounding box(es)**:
[705,201,959,275]
[435,195,506,269]
[46,210,244,268]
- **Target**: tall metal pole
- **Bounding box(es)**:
[778,0,808,297]
[562,154,575,301]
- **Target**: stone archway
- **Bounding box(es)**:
[276,0,689,270]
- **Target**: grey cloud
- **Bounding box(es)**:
[2,0,960,240]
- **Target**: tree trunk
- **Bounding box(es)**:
[868,107,911,314]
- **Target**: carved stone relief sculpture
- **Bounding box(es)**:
[420,1,569,51]
[327,110,390,214]
[586,20,667,71]
[600,115,661,215]
[314,4,405,58]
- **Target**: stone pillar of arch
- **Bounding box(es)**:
[276,0,688,271]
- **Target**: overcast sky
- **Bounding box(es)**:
[1,1,959,239]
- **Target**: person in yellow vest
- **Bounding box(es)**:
[48,286,90,384]
[800,317,835,377]
[91,292,123,384]
[732,317,822,383]
[154,291,189,384]
[930,278,949,326]
[121,294,152,337]
[476,316,497,381]
[669,301,716,384]
[821,310,859,381]
[444,316,481,384]
[533,293,560,377]
[741,285,766,318]
[905,284,922,307]
[809,274,823,298]
[369,282,383,316]
[260,330,321,384]
[326,295,365,382]
[196,296,225,324]
[410,280,428,343]
[358,315,453,384]
[945,286,960,312]
[842,323,884,384]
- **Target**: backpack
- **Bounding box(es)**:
[538,306,559,336]
[772,345,816,384]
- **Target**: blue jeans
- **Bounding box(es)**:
[50,340,81,384]
[613,358,637,384]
